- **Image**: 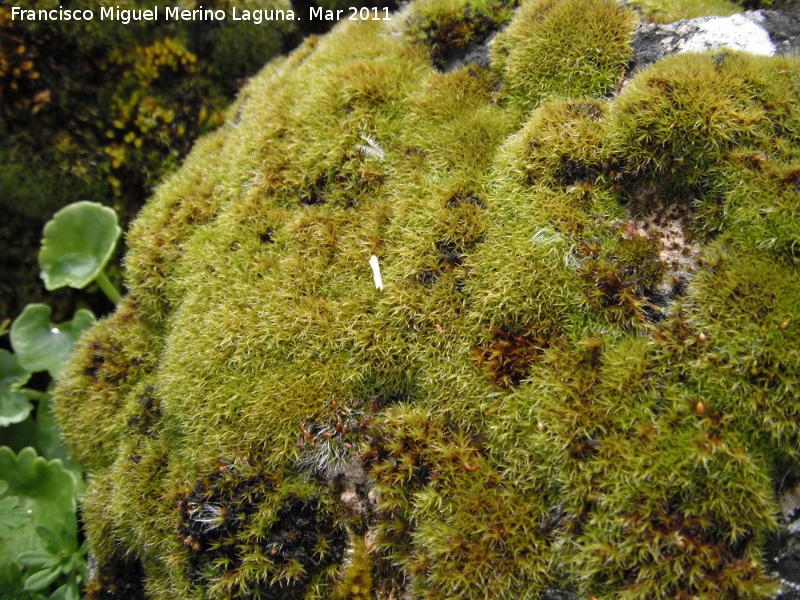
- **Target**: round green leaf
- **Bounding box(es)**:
[0,349,31,390]
[0,349,34,427]
[39,201,121,291]
[0,447,78,532]
[0,389,33,428]
[10,305,95,377]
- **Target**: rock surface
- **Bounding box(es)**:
[630,9,800,73]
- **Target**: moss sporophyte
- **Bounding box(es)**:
[51,0,800,598]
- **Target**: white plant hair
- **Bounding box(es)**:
[356,134,385,161]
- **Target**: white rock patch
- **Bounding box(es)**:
[626,8,790,79]
[676,13,776,56]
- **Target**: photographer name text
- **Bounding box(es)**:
[10,5,392,24]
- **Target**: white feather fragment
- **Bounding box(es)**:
[369,255,383,291]
[356,134,385,161]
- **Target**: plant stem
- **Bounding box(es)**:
[22,389,50,402]
[95,270,122,304]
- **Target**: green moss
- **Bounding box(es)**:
[624,0,742,22]
[81,472,148,600]
[54,297,162,470]
[492,0,637,113]
[333,537,372,599]
[53,1,800,598]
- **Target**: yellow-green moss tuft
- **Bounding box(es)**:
[624,0,742,23]
[54,1,800,598]
[493,0,637,113]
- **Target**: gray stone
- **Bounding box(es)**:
[629,9,800,76]
[767,480,800,599]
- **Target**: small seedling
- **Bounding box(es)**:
[18,525,88,599]
[38,201,123,303]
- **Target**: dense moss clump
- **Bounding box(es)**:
[54,0,800,597]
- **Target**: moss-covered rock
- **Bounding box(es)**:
[54,0,800,597]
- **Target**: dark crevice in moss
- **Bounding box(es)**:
[262,494,347,598]
[412,0,518,72]
[85,554,147,600]
[259,228,275,243]
[415,239,480,287]
[471,326,554,388]
[300,190,327,207]
[446,190,486,209]
[82,339,130,387]
[299,175,328,207]
[414,269,439,287]
[179,465,347,598]
[179,467,276,584]
[369,556,410,600]
[568,435,601,460]
[435,240,465,269]
[538,505,567,537]
[127,385,163,437]
[578,236,666,323]
[557,158,601,186]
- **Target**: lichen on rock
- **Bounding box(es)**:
[53,0,800,598]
